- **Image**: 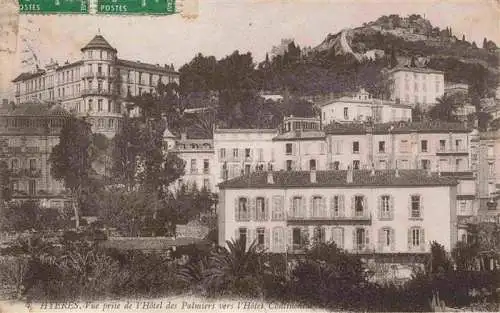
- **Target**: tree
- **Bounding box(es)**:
[428,94,460,122]
[462,34,466,42]
[427,241,452,274]
[0,160,11,203]
[50,117,94,228]
[483,37,488,49]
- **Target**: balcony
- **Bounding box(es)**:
[286,212,372,226]
[81,88,115,97]
[436,147,468,156]
[95,72,106,79]
[82,71,94,79]
[11,169,42,178]
[14,90,20,96]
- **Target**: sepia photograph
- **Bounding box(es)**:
[0,0,499,312]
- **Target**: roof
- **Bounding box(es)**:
[81,35,117,52]
[98,237,211,251]
[12,70,46,82]
[5,103,72,117]
[57,60,83,70]
[218,169,458,189]
[324,121,472,135]
[116,59,179,74]
[273,130,326,141]
[387,66,444,75]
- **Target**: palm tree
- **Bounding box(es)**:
[429,94,460,122]
[201,238,264,297]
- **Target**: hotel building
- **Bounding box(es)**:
[12,34,179,138]
[218,167,458,254]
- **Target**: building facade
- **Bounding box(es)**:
[12,34,179,138]
[388,66,445,108]
[0,102,71,208]
[218,168,458,254]
[320,89,412,125]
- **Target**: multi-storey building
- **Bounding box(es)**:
[388,66,444,108]
[477,130,500,213]
[320,89,412,124]
[214,128,277,188]
[171,132,215,192]
[218,167,458,254]
[0,102,71,208]
[12,34,179,138]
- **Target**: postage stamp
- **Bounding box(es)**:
[97,0,176,15]
[18,0,89,14]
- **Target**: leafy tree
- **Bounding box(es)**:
[427,241,453,274]
[428,94,460,122]
[0,160,11,202]
[168,184,218,224]
[0,201,72,232]
[50,117,94,228]
[451,241,480,271]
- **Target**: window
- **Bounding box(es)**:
[28,180,36,195]
[379,227,394,251]
[344,107,349,119]
[10,158,19,170]
[286,160,293,171]
[237,198,249,221]
[488,162,495,176]
[459,200,467,213]
[352,141,359,154]
[97,64,102,74]
[292,227,305,249]
[379,195,392,219]
[311,196,323,217]
[355,228,367,250]
[410,195,422,218]
[331,227,344,248]
[292,196,303,218]
[257,227,265,247]
[409,227,424,250]
[238,227,247,246]
[232,148,239,160]
[378,141,385,153]
[244,164,251,175]
[353,160,360,170]
[400,159,409,169]
[421,140,428,152]
[272,227,285,252]
[190,159,197,173]
[88,99,93,112]
[456,159,463,171]
[354,195,365,217]
[309,159,316,171]
[245,148,251,159]
[98,99,103,112]
[455,139,462,151]
[255,197,267,220]
[219,148,226,159]
[285,143,293,155]
[439,140,446,152]
[203,159,209,174]
[332,195,343,217]
[29,159,37,170]
[108,119,115,129]
[314,226,326,243]
[379,159,387,169]
[88,50,93,59]
[421,159,430,170]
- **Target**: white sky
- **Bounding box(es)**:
[2,0,499,98]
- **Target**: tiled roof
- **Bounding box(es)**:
[218,169,458,189]
[57,60,83,70]
[12,70,46,82]
[81,35,117,52]
[116,59,179,74]
[273,130,326,141]
[6,103,72,117]
[324,121,472,135]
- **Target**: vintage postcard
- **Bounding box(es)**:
[0,0,499,312]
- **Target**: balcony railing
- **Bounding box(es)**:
[11,169,42,178]
[95,72,106,79]
[82,71,94,79]
[287,212,372,225]
[81,88,115,96]
[436,147,468,155]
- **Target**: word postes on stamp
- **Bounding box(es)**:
[97,0,176,15]
[18,0,89,14]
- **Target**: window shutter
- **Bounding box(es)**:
[302,226,310,247]
[407,228,412,251]
[301,197,306,218]
[378,228,384,252]
[234,198,239,221]
[420,228,426,252]
[265,197,270,220]
[278,195,284,220]
[377,196,382,219]
[320,197,326,218]
[309,197,313,218]
[420,196,424,219]
[351,196,355,217]
[408,195,412,219]
[389,196,395,220]
[247,228,254,249]
[339,195,345,217]
[330,196,335,218]
[340,229,345,249]
[289,197,293,218]
[292,143,296,156]
[390,228,396,251]
[249,197,256,221]
[265,227,270,250]
[365,227,370,246]
[363,196,368,217]
[239,149,245,161]
[287,227,293,251]
[352,228,357,251]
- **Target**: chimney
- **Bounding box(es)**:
[346,166,353,184]
[310,170,317,183]
[370,163,375,176]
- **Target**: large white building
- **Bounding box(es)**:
[320,89,412,124]
[12,34,179,138]
[387,66,445,108]
[218,168,458,254]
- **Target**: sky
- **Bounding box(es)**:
[1,0,499,98]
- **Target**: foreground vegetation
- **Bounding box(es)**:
[0,233,498,312]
